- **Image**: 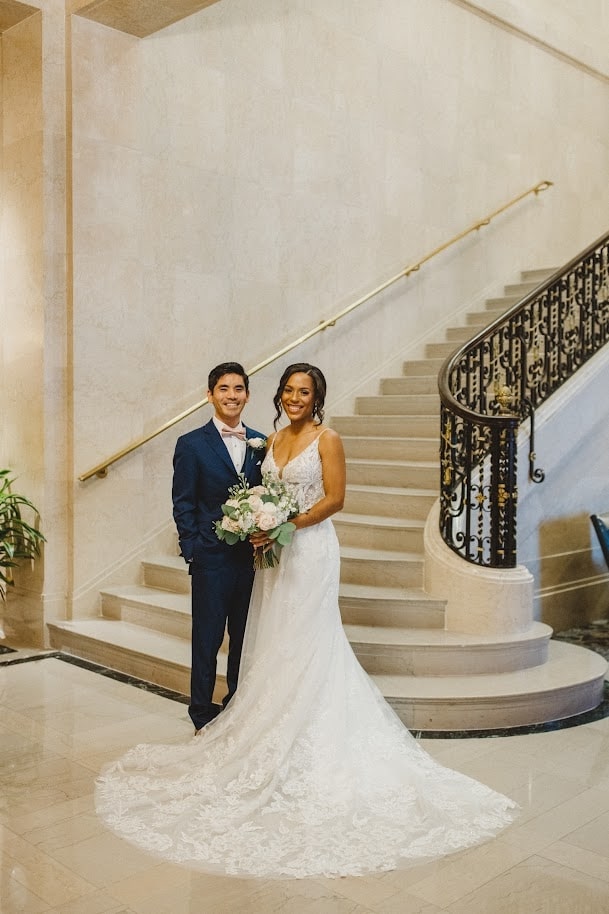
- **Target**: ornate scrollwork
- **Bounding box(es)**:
[439,231,609,568]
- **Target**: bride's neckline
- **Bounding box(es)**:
[271,430,325,477]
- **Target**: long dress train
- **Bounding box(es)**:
[95,436,518,878]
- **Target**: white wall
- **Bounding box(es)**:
[467,0,609,77]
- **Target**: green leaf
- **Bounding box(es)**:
[273,522,296,546]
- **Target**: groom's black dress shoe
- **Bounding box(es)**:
[194,703,222,734]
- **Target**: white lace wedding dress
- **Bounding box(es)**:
[95,435,518,878]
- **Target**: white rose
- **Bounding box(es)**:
[257,503,280,531]
[221,516,241,534]
[246,494,264,512]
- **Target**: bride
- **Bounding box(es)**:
[95,362,518,879]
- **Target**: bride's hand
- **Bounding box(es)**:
[250,532,273,551]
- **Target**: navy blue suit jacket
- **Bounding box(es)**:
[172,420,265,572]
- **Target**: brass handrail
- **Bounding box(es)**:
[78,179,553,480]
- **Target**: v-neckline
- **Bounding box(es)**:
[272,432,321,478]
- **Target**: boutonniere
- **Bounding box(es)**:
[245,436,266,451]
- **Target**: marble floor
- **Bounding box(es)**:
[1,638,609,914]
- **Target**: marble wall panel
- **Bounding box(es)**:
[72,272,146,477]
[72,17,139,149]
[1,9,41,144]
[470,0,609,77]
[74,456,145,594]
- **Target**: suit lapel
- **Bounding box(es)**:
[203,420,239,476]
[242,426,254,477]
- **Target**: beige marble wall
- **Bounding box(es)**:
[467,0,609,77]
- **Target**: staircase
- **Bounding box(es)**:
[48,269,608,730]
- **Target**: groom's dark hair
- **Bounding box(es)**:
[208,362,250,393]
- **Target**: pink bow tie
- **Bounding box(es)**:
[221,426,246,440]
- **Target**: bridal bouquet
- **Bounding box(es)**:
[214,472,299,569]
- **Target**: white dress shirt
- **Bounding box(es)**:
[213,416,246,471]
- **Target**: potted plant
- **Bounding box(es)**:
[0,469,46,601]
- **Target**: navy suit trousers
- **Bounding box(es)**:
[189,559,255,729]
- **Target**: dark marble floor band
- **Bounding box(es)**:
[553,618,609,661]
[0,649,188,702]
[1,621,608,737]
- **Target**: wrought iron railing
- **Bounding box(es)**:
[439,229,609,568]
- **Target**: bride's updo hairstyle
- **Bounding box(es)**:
[273,363,327,429]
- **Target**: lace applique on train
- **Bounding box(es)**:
[95,431,518,878]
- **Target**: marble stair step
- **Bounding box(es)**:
[143,545,427,591]
[504,280,543,297]
[445,325,477,342]
[375,640,608,731]
[101,584,191,637]
[345,457,439,490]
[485,295,521,309]
[103,577,446,632]
[47,618,213,698]
[465,307,505,326]
[355,394,440,416]
[101,575,446,635]
[341,435,439,461]
[402,357,444,375]
[521,268,556,282]
[380,376,438,396]
[425,340,459,359]
[331,415,438,438]
[338,583,445,628]
[345,622,552,676]
[333,512,425,552]
[142,554,191,593]
[105,559,443,628]
[47,626,605,734]
[339,546,423,588]
[343,484,437,519]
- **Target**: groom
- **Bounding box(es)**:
[172,362,265,733]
